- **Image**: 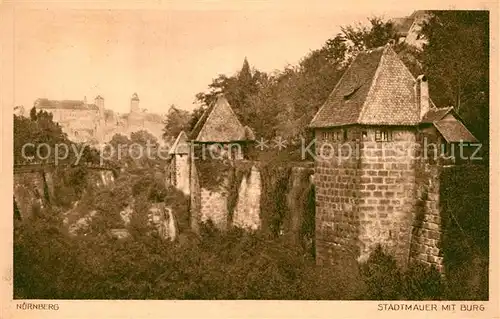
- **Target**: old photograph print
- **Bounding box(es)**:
[11,4,489,302]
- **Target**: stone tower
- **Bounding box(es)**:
[308,44,478,269]
[94,95,105,142]
[168,131,190,196]
[95,95,105,118]
[130,93,140,113]
[188,95,253,230]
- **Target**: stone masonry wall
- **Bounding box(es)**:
[174,154,190,196]
[283,166,315,245]
[232,165,262,230]
[410,161,443,270]
[314,127,418,268]
[200,185,230,230]
[314,132,361,265]
[357,128,417,267]
[196,156,232,231]
[14,172,47,219]
[409,128,444,270]
[189,158,314,238]
[189,157,201,234]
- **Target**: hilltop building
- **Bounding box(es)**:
[34,96,105,143]
[33,93,165,144]
[391,10,431,50]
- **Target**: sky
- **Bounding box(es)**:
[4,0,490,114]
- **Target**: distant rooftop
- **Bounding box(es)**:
[35,98,99,111]
[391,10,428,36]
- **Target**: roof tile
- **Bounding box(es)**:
[190,95,247,143]
[309,46,384,127]
[421,107,453,123]
[434,117,478,143]
[309,45,420,128]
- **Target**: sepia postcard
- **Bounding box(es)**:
[0,0,498,318]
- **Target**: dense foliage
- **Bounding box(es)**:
[15,209,486,300]
[14,107,103,165]
[107,130,165,169]
[439,165,489,300]
[162,105,205,141]
[191,12,489,149]
[421,11,489,144]
[193,18,400,141]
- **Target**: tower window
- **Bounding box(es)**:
[375,130,392,142]
[321,131,334,141]
[334,131,341,141]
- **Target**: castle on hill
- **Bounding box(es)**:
[26,93,166,144]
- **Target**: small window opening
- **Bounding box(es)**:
[375,130,392,142]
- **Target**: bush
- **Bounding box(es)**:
[14,211,365,300]
[360,246,402,300]
[402,263,444,300]
[357,245,483,300]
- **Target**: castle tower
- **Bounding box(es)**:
[95,95,105,119]
[130,93,140,113]
[309,44,479,270]
[94,95,105,143]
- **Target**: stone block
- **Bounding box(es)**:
[377,170,389,177]
[372,177,383,183]
[367,170,377,176]
[384,177,395,184]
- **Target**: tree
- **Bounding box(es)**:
[29,106,37,121]
[130,130,158,147]
[192,17,402,143]
[195,74,236,108]
[239,57,253,87]
[106,133,132,167]
[195,58,259,126]
[14,109,67,163]
[187,106,206,133]
[162,105,191,140]
[420,11,489,143]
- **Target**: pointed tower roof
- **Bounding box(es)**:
[168,131,190,155]
[309,44,422,127]
[190,95,247,143]
[131,93,140,101]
